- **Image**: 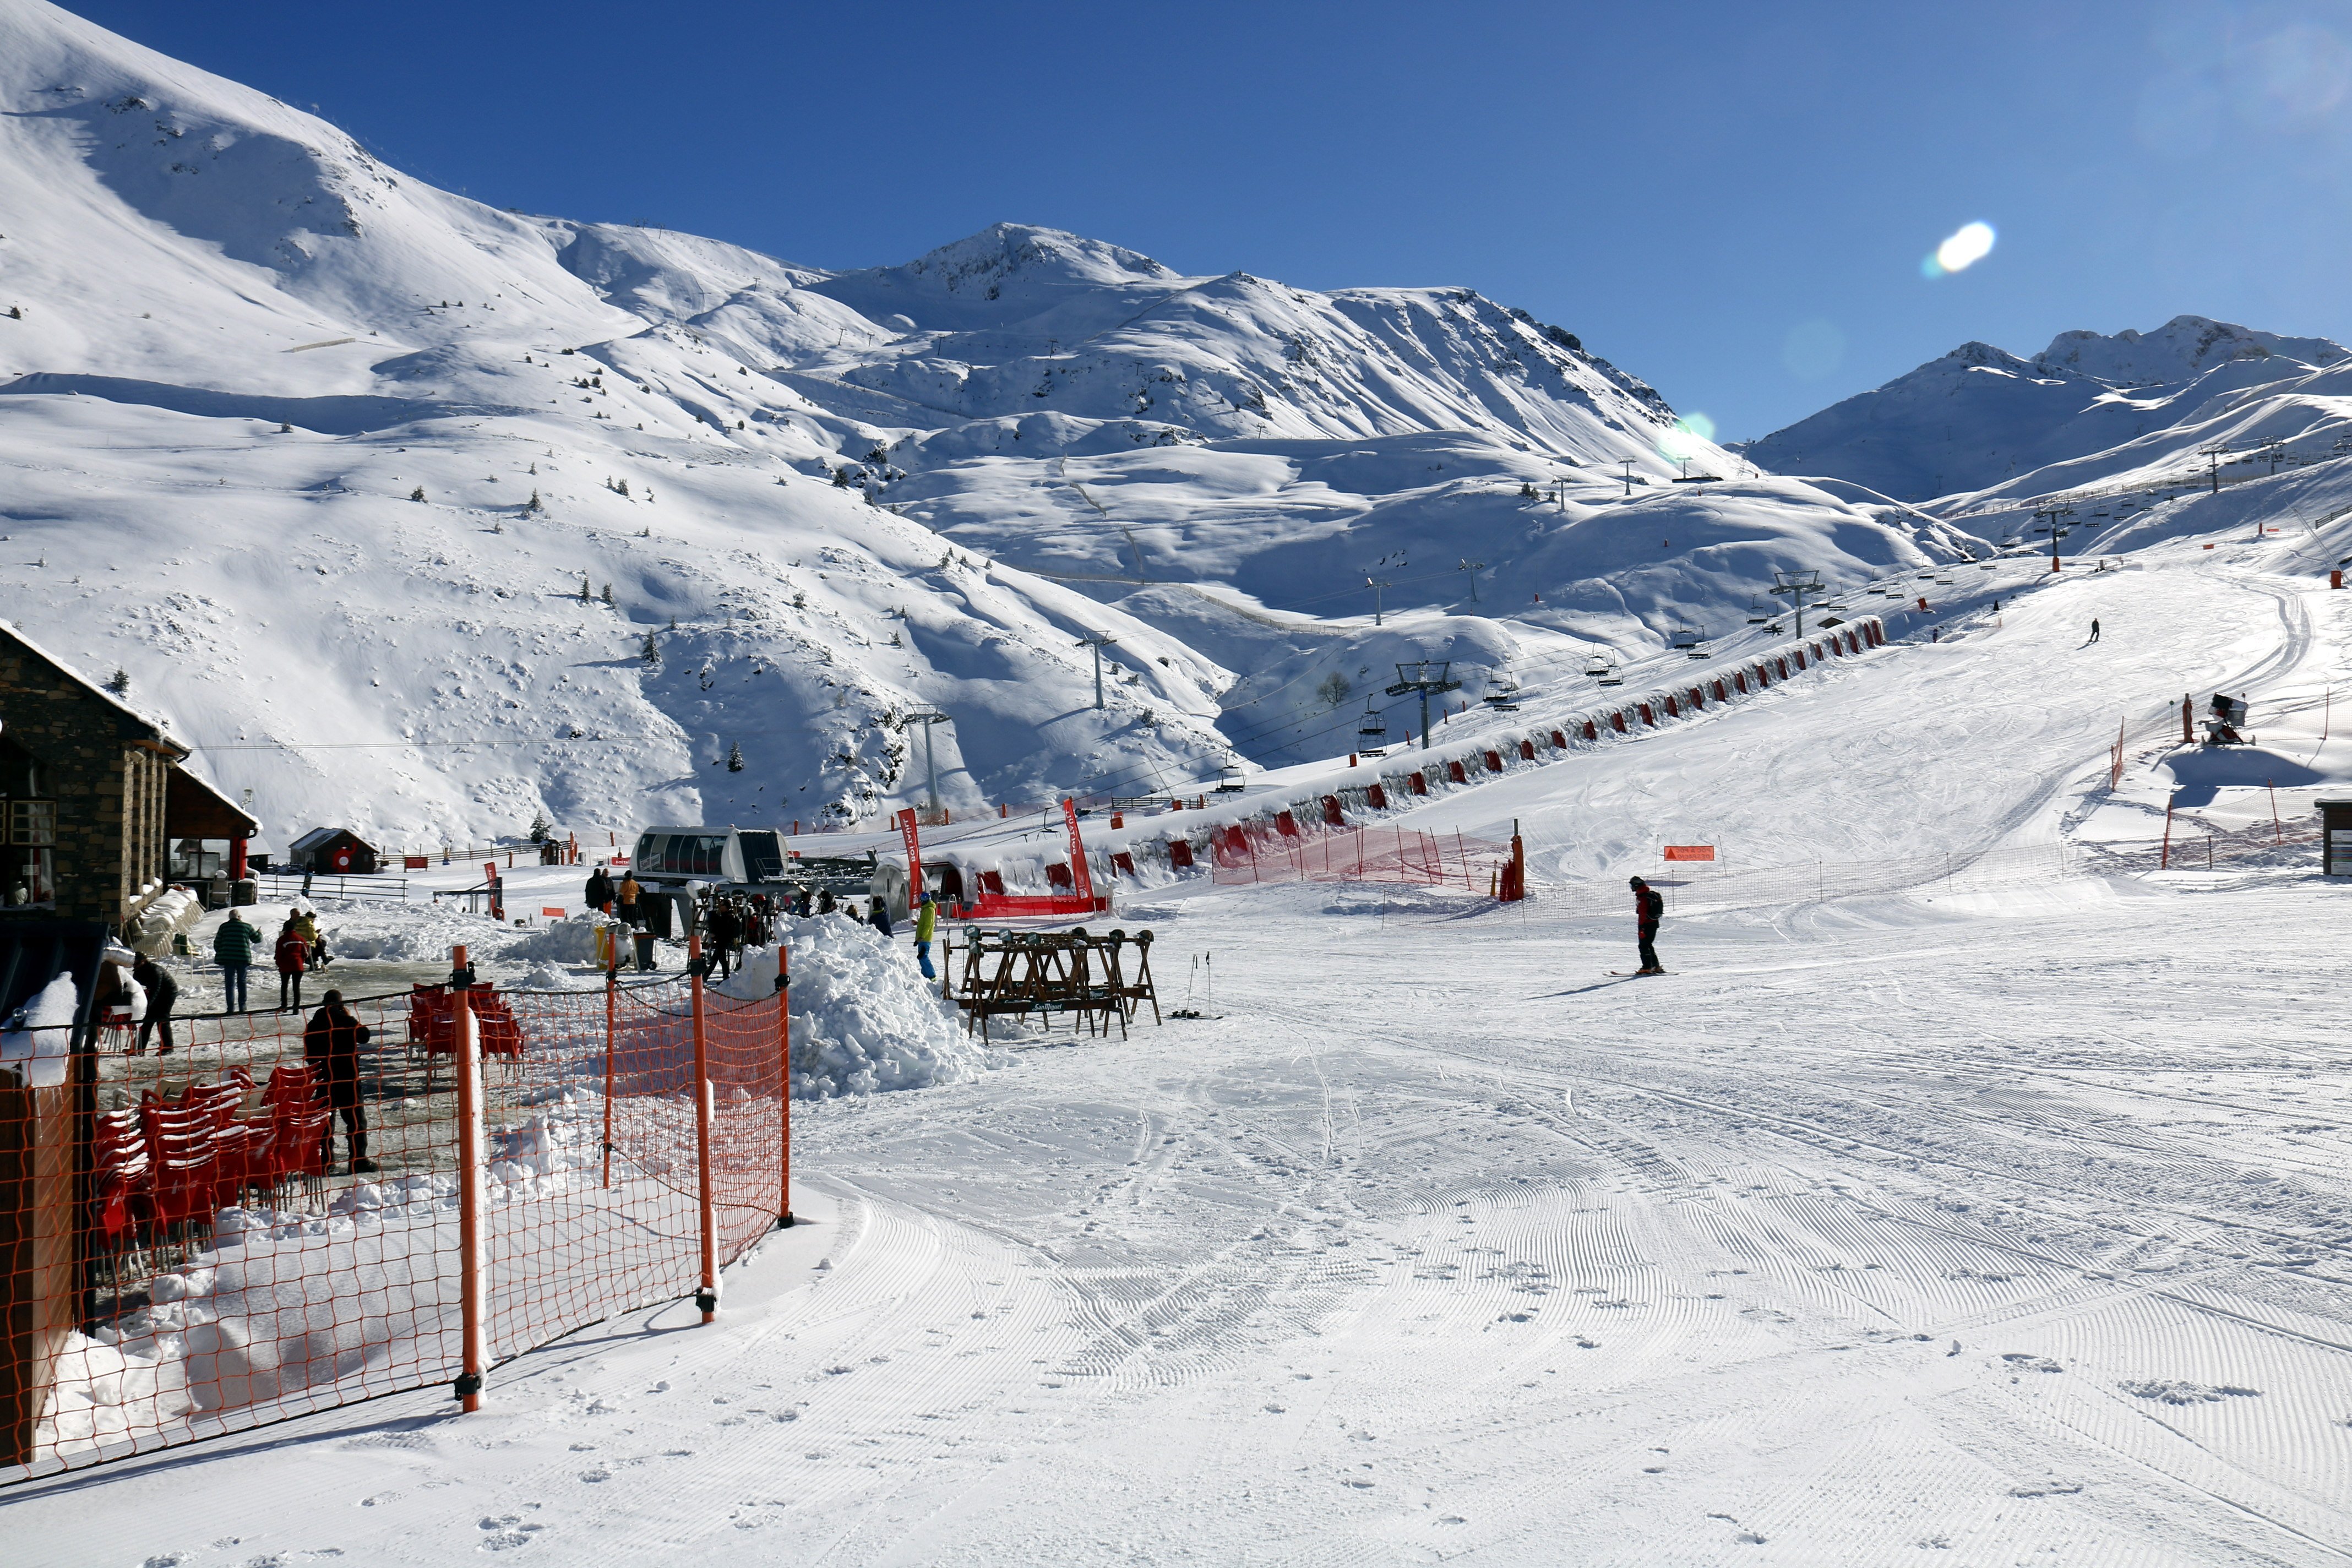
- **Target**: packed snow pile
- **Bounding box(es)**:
[0,972,78,1087]
[716,915,995,1099]
[505,913,622,966]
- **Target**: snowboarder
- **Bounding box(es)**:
[130,954,178,1055]
[2089,618,2101,643]
[303,989,375,1174]
[870,896,894,938]
[274,916,310,1012]
[1629,875,1664,974]
[212,907,261,1012]
[617,871,642,928]
[914,891,937,980]
[585,865,614,912]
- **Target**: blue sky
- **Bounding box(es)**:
[70,0,2352,440]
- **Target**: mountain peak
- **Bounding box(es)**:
[806,222,1195,333]
[2033,315,2347,386]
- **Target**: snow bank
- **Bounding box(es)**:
[0,973,78,1088]
[506,914,620,965]
[716,915,1000,1099]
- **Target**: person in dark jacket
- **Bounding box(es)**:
[275,918,310,1011]
[212,910,261,1012]
[130,955,179,1055]
[585,865,614,912]
[1629,875,1664,974]
[817,886,837,917]
[705,897,741,979]
[304,989,376,1173]
[869,896,894,938]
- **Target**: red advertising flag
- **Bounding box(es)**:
[897,807,924,894]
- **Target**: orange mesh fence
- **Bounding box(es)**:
[1210,821,1508,890]
[1,948,787,1482]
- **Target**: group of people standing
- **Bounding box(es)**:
[202,904,330,1016]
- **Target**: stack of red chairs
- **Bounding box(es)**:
[90,1106,149,1254]
[253,1061,332,1196]
[414,983,525,1082]
[470,987,525,1062]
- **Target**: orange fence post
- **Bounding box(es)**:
[452,945,487,1413]
[2160,795,2175,869]
[690,934,717,1322]
[777,945,794,1228]
[601,965,617,1190]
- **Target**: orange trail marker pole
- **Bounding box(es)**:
[777,944,793,1228]
[601,962,617,1189]
[690,934,717,1322]
[452,945,487,1413]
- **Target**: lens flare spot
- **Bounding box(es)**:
[1924,221,1996,279]
[1656,413,1716,463]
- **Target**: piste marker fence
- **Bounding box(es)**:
[1210,819,1510,891]
[1,938,790,1482]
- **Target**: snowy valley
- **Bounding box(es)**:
[7,2,2352,1565]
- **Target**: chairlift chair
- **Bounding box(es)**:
[1669,623,1700,650]
[1746,597,1771,624]
[1215,759,1247,793]
[1357,701,1389,756]
[1595,658,1624,688]
[1582,649,1611,678]
[1483,677,1522,712]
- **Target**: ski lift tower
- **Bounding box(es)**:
[1386,659,1462,752]
[2197,442,2233,494]
[1075,630,1118,709]
[1768,568,1828,638]
[906,710,951,820]
[1365,575,1393,627]
[2030,507,2074,571]
[1458,559,1487,605]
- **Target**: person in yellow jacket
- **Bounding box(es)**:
[913,891,938,979]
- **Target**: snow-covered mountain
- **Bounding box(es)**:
[0,0,1966,847]
[1745,317,2352,508]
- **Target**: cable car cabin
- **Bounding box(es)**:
[1483,679,1522,712]
[1215,761,1248,794]
[630,826,789,888]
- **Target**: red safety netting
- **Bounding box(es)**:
[1,959,786,1482]
[1210,820,1508,890]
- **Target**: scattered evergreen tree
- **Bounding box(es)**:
[6,307,20,320]
[864,445,889,465]
[1519,480,1539,499]
[409,484,425,502]
[727,742,744,773]
[279,422,293,433]
[579,574,592,602]
[528,809,551,844]
[527,488,543,513]
[104,668,130,698]
[641,630,660,667]
[830,467,851,488]
[601,582,614,605]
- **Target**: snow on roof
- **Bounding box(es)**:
[0,613,182,752]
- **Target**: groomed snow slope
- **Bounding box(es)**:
[14,525,2352,1565]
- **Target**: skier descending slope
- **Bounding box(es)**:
[1629,875,1665,974]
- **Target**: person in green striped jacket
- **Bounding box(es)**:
[212,908,263,1012]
